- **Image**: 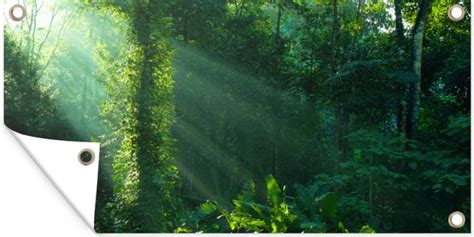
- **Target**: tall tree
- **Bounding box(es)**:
[394,0,405,58]
[406,0,433,139]
[83,0,180,231]
[394,0,406,134]
[330,0,338,72]
[130,0,178,231]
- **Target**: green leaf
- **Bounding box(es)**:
[444,184,455,194]
[338,221,349,233]
[300,220,324,232]
[354,149,362,163]
[266,175,282,207]
[319,192,337,218]
[359,225,376,233]
[445,174,468,186]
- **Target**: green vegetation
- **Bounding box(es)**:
[176,175,375,233]
[4,0,470,233]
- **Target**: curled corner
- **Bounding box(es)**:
[8,129,100,230]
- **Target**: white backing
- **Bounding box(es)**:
[9,130,100,229]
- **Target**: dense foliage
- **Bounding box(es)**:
[4,0,470,233]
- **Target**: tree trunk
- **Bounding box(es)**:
[331,0,344,174]
[183,15,189,43]
[132,1,173,231]
[406,0,433,139]
[394,0,405,58]
[330,0,338,72]
[394,0,406,135]
[335,108,348,174]
[272,2,283,177]
[183,0,190,43]
[133,2,156,231]
[274,2,283,73]
[272,135,279,178]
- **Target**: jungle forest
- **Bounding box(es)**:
[4,0,470,233]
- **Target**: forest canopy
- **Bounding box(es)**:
[4,0,470,233]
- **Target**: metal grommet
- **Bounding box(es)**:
[448,4,465,22]
[448,211,466,228]
[9,4,27,22]
[78,149,95,166]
